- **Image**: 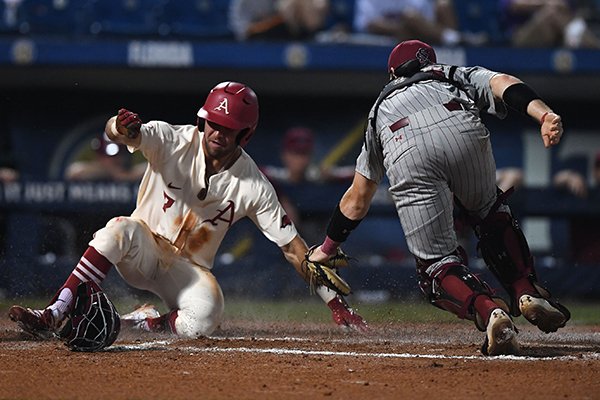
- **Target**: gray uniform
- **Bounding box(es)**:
[356,64,507,260]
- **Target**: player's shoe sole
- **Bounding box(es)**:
[482,308,520,356]
[519,294,569,333]
[8,305,56,339]
[120,303,160,330]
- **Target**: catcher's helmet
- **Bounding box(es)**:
[387,40,437,77]
[59,281,121,352]
[197,81,259,147]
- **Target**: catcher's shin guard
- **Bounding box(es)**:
[475,207,540,316]
[416,249,508,331]
[462,188,569,325]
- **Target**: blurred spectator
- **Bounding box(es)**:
[353,0,487,46]
[61,132,146,258]
[0,166,18,182]
[500,0,600,48]
[65,132,146,182]
[0,127,19,183]
[552,151,600,264]
[553,168,588,197]
[261,126,354,185]
[261,126,353,232]
[229,0,330,41]
[552,153,591,198]
[2,0,22,28]
[496,166,524,192]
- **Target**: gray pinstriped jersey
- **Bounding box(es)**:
[356,64,508,260]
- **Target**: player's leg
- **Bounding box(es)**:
[389,135,518,355]
[399,187,519,355]
[123,259,225,338]
[103,219,225,337]
[8,219,123,337]
[415,249,518,356]
[450,133,570,333]
[471,195,570,333]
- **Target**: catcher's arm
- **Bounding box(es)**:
[491,74,562,148]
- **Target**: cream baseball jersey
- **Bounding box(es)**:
[130,121,297,268]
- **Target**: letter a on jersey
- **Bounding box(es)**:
[214,98,230,115]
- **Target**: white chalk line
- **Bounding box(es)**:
[5,334,599,361]
[110,338,600,362]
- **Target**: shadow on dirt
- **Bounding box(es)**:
[519,345,599,358]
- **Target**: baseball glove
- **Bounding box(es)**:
[303,245,352,296]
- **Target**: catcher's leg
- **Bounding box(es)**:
[416,248,510,331]
[416,248,519,356]
[475,202,570,333]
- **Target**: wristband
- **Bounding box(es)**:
[326,204,362,243]
[540,112,549,124]
[502,83,541,116]
[320,236,340,256]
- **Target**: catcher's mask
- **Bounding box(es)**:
[59,281,120,352]
[197,81,259,147]
[387,40,437,78]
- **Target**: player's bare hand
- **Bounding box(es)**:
[541,112,562,148]
[327,296,369,333]
[307,245,331,264]
[116,108,142,139]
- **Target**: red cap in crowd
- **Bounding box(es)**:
[282,127,314,155]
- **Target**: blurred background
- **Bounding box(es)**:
[1,0,600,304]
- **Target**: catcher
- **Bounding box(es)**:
[307,40,570,356]
[9,81,367,350]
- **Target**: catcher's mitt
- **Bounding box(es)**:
[303,245,352,296]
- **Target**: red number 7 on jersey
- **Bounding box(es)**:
[163,192,175,212]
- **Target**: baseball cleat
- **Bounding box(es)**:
[120,303,160,331]
[519,294,570,333]
[8,306,57,339]
[482,308,520,356]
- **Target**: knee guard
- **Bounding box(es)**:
[416,249,507,331]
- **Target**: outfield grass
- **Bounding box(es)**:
[221,298,600,326]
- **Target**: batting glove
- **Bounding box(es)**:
[327,296,369,333]
[116,108,142,139]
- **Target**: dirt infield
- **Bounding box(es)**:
[1,312,599,400]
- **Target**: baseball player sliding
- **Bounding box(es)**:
[308,40,570,356]
[9,81,367,341]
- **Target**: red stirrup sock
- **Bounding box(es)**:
[48,247,114,317]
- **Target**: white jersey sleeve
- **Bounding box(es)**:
[247,169,298,247]
[134,120,195,165]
